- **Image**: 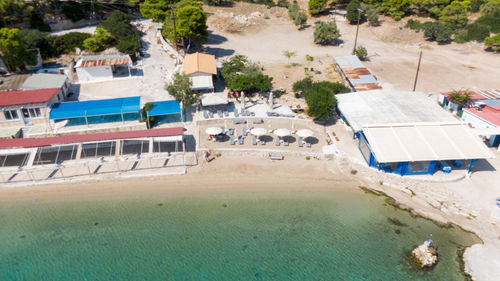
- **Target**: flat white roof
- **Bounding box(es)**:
[363,123,494,163]
[337,90,457,132]
[191,75,213,90]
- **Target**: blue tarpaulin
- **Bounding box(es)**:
[147,100,181,116]
[50,97,140,120]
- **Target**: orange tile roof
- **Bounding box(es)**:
[183,52,217,75]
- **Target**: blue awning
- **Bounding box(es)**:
[147,100,181,116]
[50,97,140,120]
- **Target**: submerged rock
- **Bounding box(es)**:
[412,242,438,268]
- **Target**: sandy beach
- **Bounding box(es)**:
[1,152,499,280]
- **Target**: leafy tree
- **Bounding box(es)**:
[405,19,423,31]
[422,21,453,43]
[355,46,368,60]
[99,11,141,59]
[313,21,340,45]
[283,50,297,64]
[19,29,54,58]
[294,12,308,28]
[470,0,486,12]
[480,0,500,14]
[140,0,174,22]
[0,0,34,26]
[308,0,329,15]
[454,23,490,42]
[61,1,86,22]
[0,28,36,71]
[304,81,350,120]
[292,77,314,96]
[347,0,363,24]
[362,4,381,26]
[83,27,114,52]
[221,55,272,93]
[381,0,410,20]
[408,0,451,17]
[288,1,299,16]
[50,32,91,55]
[484,33,500,51]
[439,0,470,28]
[475,11,500,33]
[221,55,248,82]
[165,73,199,113]
[162,1,208,48]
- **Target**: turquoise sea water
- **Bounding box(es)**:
[0,187,478,281]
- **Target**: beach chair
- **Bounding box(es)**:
[275,136,280,146]
[253,135,257,145]
[298,137,303,147]
[217,110,223,118]
[238,135,244,145]
[230,135,236,145]
[228,128,234,135]
[203,110,209,119]
[253,119,264,124]
[269,153,284,160]
[284,138,289,146]
[242,127,247,136]
[208,111,214,118]
[234,108,239,117]
[220,127,225,134]
[260,138,265,145]
[224,110,229,117]
[306,141,311,148]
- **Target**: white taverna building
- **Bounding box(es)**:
[183,52,217,92]
[74,54,132,83]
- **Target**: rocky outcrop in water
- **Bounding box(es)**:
[412,242,438,268]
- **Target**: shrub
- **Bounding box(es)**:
[484,33,500,51]
[83,27,114,52]
[355,46,368,61]
[405,19,423,31]
[455,23,491,42]
[51,32,91,55]
[313,21,340,45]
[277,0,289,8]
[422,21,453,43]
[308,0,328,15]
[346,0,362,24]
[61,1,86,22]
[366,5,381,26]
[475,11,500,33]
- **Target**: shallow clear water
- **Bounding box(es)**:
[0,187,478,280]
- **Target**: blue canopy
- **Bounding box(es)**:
[50,97,140,120]
[147,100,181,116]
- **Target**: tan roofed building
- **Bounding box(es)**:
[183,53,217,92]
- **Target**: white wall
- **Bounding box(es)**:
[462,110,497,129]
[76,66,113,82]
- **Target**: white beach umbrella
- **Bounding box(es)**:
[274,128,291,137]
[250,127,267,136]
[296,129,314,138]
[206,127,223,135]
[268,92,274,110]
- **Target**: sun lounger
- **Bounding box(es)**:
[233,119,246,125]
[217,110,223,118]
[203,110,209,119]
[228,128,234,135]
[253,119,264,124]
[230,135,236,145]
[306,141,311,148]
[298,137,303,147]
[269,153,284,160]
[208,111,214,118]
[275,136,280,146]
[250,112,255,116]
[242,127,247,136]
[260,138,265,145]
[284,138,289,146]
[234,108,239,117]
[224,110,229,117]
[220,127,225,133]
[253,135,257,145]
[238,135,244,145]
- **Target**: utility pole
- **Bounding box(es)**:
[352,8,363,55]
[90,0,95,25]
[413,51,423,92]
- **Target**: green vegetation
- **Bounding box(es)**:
[438,0,470,28]
[140,0,173,21]
[347,0,363,24]
[83,27,114,52]
[422,21,453,43]
[61,1,87,22]
[354,46,368,61]
[220,55,273,93]
[0,27,36,71]
[485,33,500,51]
[308,0,329,15]
[52,32,91,55]
[313,21,340,45]
[448,89,472,106]
[99,11,141,59]
[362,4,381,26]
[292,78,350,120]
[139,102,156,128]
[405,19,423,31]
[0,0,34,27]
[282,50,296,65]
[165,73,199,113]
[288,1,307,29]
[162,0,208,48]
[455,23,490,43]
